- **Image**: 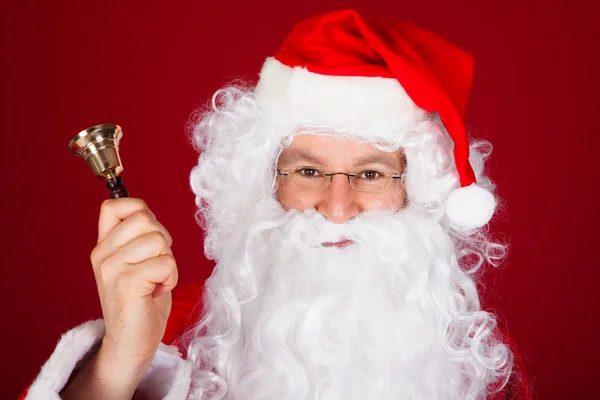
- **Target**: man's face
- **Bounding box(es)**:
[197,134,494,398]
[276,134,407,224]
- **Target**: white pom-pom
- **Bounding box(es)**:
[446,183,496,230]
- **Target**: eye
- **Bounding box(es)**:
[358,170,382,180]
[297,168,321,177]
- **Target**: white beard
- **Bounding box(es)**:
[191,201,504,400]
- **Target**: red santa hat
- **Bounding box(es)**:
[254,9,496,229]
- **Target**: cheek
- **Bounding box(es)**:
[360,190,406,211]
[276,183,319,211]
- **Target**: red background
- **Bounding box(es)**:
[2,1,599,398]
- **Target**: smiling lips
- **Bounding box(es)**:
[322,239,354,248]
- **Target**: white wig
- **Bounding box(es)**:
[183,82,513,399]
[189,83,507,270]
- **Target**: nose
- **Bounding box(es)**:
[316,174,361,224]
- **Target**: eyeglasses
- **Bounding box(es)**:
[277,168,402,194]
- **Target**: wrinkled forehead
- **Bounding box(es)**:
[277,133,406,171]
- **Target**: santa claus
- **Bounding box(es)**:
[20,9,531,400]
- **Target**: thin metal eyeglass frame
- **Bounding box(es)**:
[276,169,402,194]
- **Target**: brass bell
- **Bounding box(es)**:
[68,123,129,198]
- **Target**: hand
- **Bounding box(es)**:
[91,198,178,379]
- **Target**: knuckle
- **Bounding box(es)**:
[163,253,177,268]
[164,230,173,246]
[97,254,122,282]
[172,262,179,281]
[100,198,116,215]
[134,198,148,209]
[168,256,179,281]
[90,245,104,266]
[132,198,149,214]
[100,198,148,216]
[138,232,167,257]
[133,209,154,226]
[162,255,179,285]
[148,230,168,247]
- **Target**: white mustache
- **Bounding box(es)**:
[254,206,421,251]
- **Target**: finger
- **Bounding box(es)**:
[107,209,173,249]
[129,254,179,298]
[97,198,151,244]
[116,231,173,265]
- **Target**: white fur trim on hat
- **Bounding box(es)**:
[446,183,496,230]
[24,319,192,400]
[254,57,427,133]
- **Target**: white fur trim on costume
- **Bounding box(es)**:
[25,319,192,400]
[446,183,496,230]
[26,319,105,399]
[136,342,193,400]
[254,57,427,133]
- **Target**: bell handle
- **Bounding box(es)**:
[105,176,129,199]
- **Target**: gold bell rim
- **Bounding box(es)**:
[68,123,122,154]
